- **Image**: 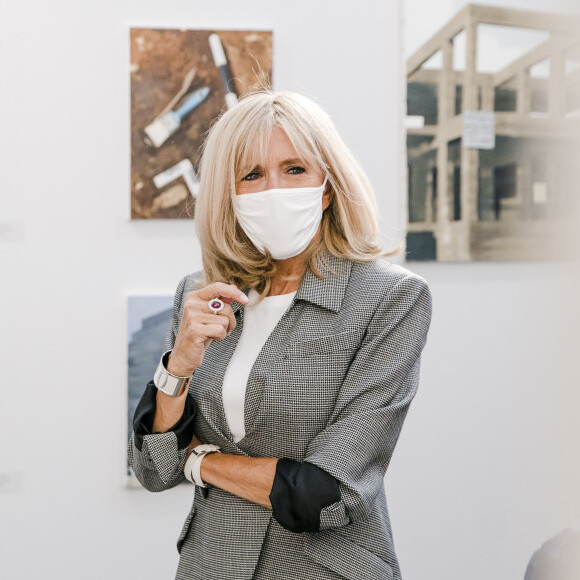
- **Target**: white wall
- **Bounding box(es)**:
[1,1,578,579]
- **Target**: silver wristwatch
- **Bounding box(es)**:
[153,350,192,397]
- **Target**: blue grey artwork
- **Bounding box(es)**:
[127,295,173,484]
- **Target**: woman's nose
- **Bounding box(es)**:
[264,174,281,191]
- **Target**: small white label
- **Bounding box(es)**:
[405,115,425,129]
[463,110,495,150]
[533,182,548,204]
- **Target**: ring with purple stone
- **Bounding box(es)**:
[208,297,225,315]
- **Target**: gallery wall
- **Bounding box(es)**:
[0,1,579,579]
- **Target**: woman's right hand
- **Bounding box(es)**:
[167,282,249,377]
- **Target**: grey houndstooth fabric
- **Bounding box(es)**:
[127,248,433,580]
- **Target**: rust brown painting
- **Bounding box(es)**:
[130,28,273,219]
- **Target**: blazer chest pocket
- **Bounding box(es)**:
[284,330,362,359]
[176,503,196,554]
[276,331,362,426]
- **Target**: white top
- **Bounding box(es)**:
[221,288,296,443]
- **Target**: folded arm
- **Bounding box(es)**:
[129,272,432,534]
[128,379,197,492]
[303,275,433,529]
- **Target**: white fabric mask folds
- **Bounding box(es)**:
[233,179,327,260]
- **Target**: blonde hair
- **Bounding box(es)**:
[194,90,401,296]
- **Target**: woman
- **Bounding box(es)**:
[128,90,432,580]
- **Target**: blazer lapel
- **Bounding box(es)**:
[192,249,353,449]
[236,249,353,448]
[191,321,240,441]
[294,249,352,313]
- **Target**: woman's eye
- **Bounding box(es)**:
[288,166,305,174]
[242,171,261,181]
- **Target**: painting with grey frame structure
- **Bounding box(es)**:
[404,1,580,262]
[127,295,174,487]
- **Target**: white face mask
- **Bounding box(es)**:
[233,178,327,260]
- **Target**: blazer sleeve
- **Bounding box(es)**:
[303,274,433,530]
[127,274,197,492]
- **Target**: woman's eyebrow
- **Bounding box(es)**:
[280,158,306,166]
[239,158,307,173]
[239,163,263,173]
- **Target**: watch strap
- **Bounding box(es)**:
[184,444,221,487]
[184,451,198,484]
[192,452,210,488]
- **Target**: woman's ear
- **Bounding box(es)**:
[322,184,333,211]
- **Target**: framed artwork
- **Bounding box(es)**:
[404,2,580,261]
[130,28,273,219]
[127,295,173,487]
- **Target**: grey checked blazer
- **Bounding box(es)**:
[128,248,433,580]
